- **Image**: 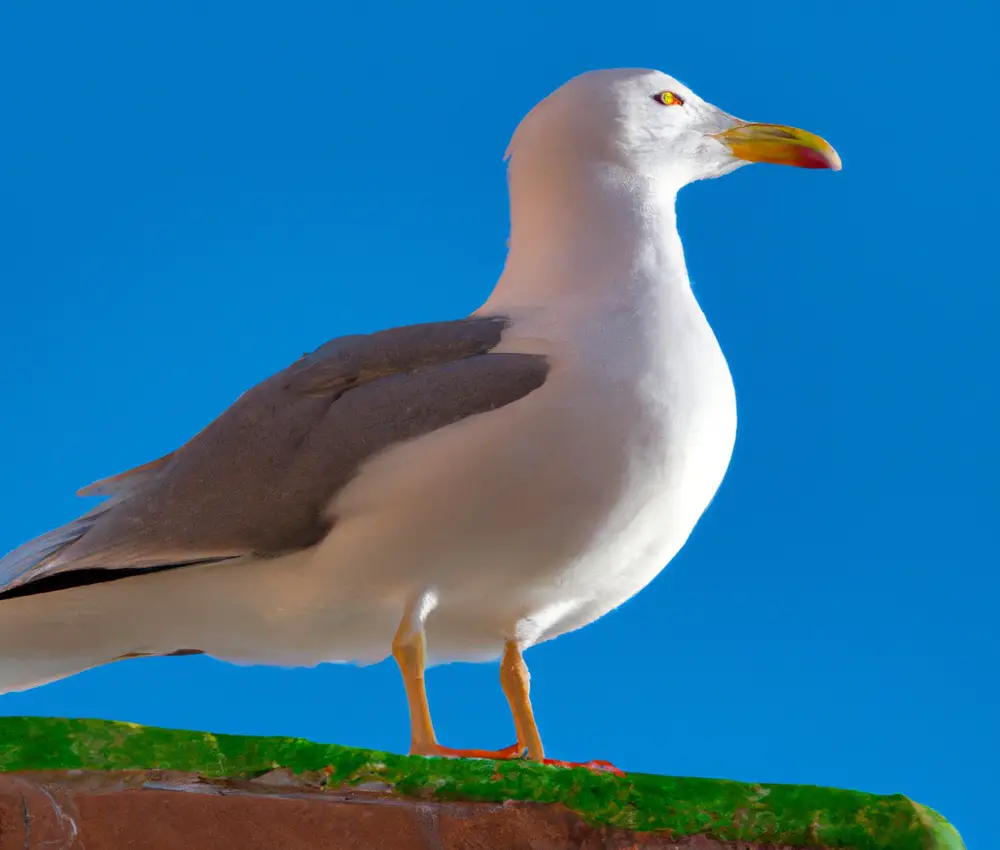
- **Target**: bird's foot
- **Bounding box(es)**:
[542,757,625,777]
[410,742,623,775]
[411,741,524,760]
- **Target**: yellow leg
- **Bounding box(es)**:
[391,619,621,774]
[500,640,624,775]
[392,608,521,760]
[500,640,545,761]
[391,608,438,753]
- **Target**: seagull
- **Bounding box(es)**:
[0,69,839,768]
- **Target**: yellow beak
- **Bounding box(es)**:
[715,122,842,171]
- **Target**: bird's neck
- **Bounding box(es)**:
[482,159,693,316]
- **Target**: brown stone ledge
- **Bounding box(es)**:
[0,770,825,850]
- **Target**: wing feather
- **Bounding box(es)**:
[0,316,547,598]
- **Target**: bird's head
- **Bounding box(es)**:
[506,68,841,189]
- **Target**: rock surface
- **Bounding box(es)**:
[0,717,966,850]
[0,770,830,849]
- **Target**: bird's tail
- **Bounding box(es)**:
[0,507,109,594]
[0,454,169,594]
[0,490,123,604]
[0,583,137,693]
[0,540,214,696]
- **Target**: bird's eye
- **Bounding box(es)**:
[653,91,684,107]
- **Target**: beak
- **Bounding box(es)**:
[714,122,841,171]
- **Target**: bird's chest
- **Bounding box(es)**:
[529,304,738,595]
[313,296,737,637]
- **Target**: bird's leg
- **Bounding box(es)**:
[392,613,621,773]
[391,607,437,754]
[501,639,624,776]
[391,605,520,760]
[499,639,544,760]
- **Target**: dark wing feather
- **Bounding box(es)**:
[0,315,548,597]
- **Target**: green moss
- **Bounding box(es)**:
[0,716,964,850]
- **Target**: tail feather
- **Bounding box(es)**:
[0,565,202,694]
[0,502,112,594]
[0,581,131,693]
[0,556,243,695]
[1,451,168,594]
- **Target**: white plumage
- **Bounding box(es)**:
[0,69,838,762]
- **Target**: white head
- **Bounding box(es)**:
[507,68,840,191]
[490,69,840,308]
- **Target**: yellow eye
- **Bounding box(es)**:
[654,91,684,107]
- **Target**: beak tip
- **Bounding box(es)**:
[823,148,843,171]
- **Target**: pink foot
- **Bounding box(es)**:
[416,742,524,760]
[542,757,625,777]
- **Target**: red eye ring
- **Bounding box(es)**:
[653,91,684,107]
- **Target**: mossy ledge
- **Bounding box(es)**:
[0,716,964,850]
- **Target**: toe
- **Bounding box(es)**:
[542,757,625,776]
[414,742,524,760]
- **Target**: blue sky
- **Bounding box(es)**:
[0,1,996,845]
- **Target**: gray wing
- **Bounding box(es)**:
[0,315,548,599]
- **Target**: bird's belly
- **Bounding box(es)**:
[292,329,737,664]
[505,363,737,648]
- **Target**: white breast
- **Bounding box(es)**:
[259,283,733,667]
[474,282,737,647]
